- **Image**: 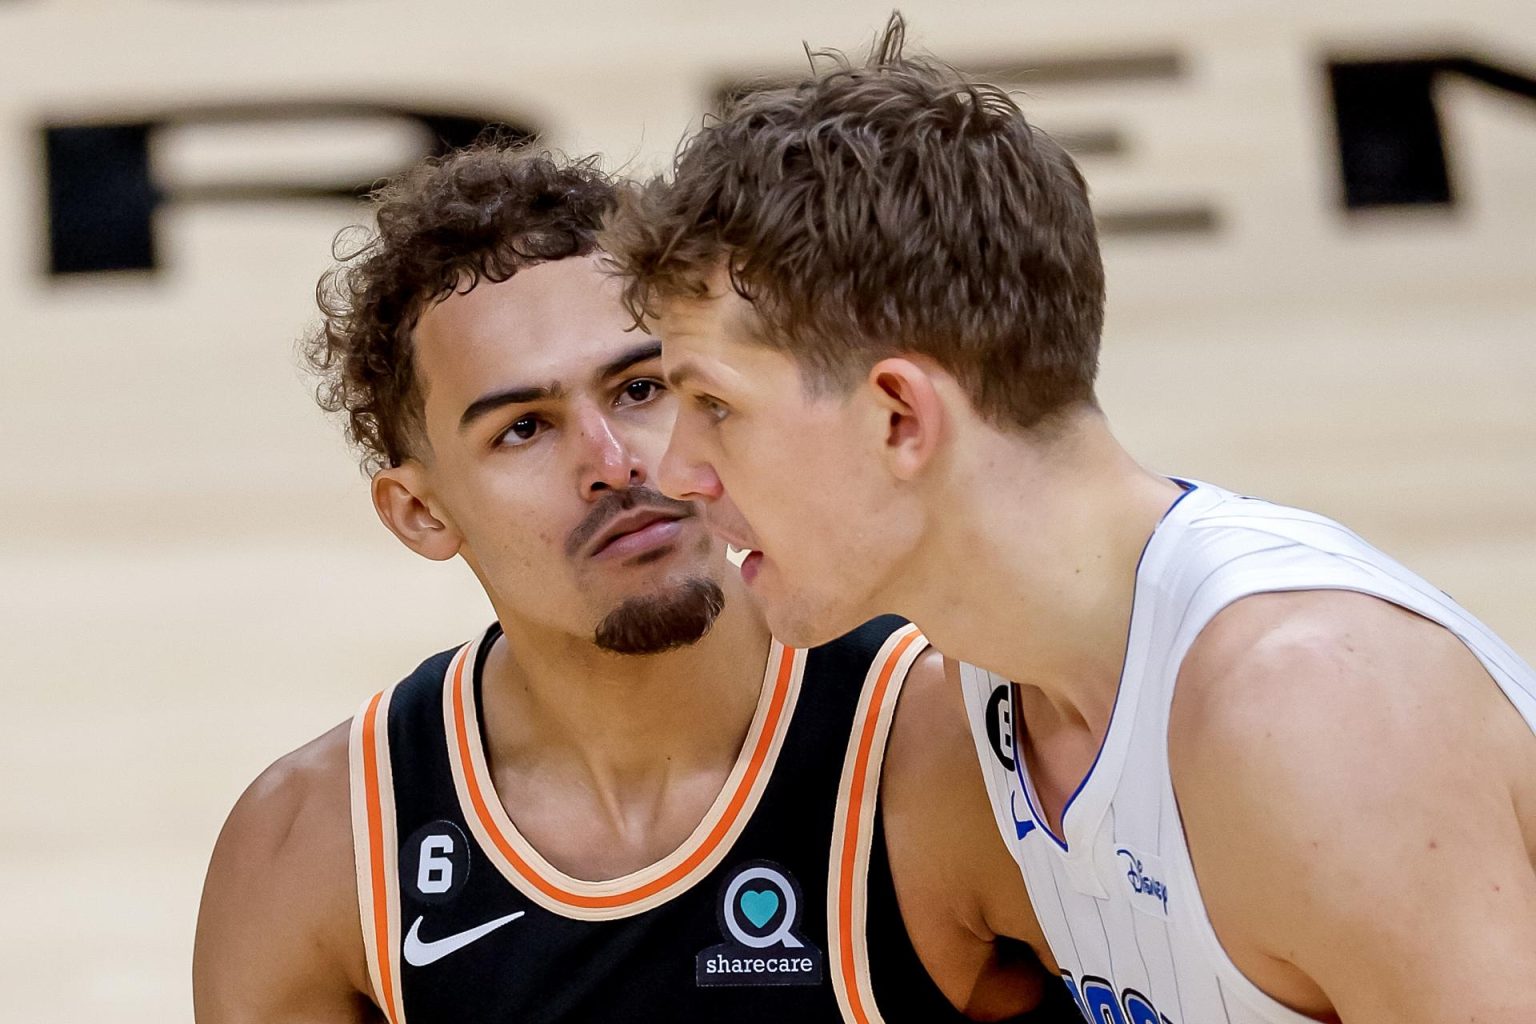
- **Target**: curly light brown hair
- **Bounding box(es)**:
[306,143,616,473]
[603,13,1105,431]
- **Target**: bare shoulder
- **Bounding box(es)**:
[239,719,353,829]
[885,648,1043,937]
[215,719,355,891]
[1172,588,1527,793]
[883,650,1018,858]
[885,647,973,776]
[881,649,1056,1017]
[881,650,970,861]
[194,719,375,1023]
[1169,589,1536,1021]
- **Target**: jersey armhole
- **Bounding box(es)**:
[348,685,407,1024]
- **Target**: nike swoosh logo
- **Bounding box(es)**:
[402,910,525,967]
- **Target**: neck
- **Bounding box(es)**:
[896,407,1182,732]
[480,577,772,808]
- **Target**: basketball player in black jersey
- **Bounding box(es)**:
[192,144,1076,1023]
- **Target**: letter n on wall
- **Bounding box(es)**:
[1328,52,1536,209]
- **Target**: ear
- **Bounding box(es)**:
[867,356,946,481]
[371,462,462,562]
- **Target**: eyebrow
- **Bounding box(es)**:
[596,341,663,383]
[459,382,567,432]
[457,341,664,433]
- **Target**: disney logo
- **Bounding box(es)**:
[1115,848,1169,913]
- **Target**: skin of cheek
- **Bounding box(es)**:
[730,409,899,645]
[439,454,605,635]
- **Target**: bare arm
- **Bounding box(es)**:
[1172,591,1536,1024]
[193,721,379,1024]
[881,649,1061,1020]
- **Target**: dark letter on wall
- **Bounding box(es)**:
[43,104,533,276]
[1329,55,1536,209]
[47,123,157,275]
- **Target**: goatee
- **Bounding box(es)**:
[594,577,726,655]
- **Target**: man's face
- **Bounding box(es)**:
[402,255,727,653]
[654,282,918,647]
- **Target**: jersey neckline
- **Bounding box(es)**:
[441,624,806,920]
[1012,478,1207,855]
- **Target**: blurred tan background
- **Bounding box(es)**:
[2,1,1533,1020]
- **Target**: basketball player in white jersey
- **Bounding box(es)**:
[603,15,1536,1024]
[192,143,1076,1023]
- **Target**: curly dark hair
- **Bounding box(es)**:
[603,13,1104,431]
[305,143,616,472]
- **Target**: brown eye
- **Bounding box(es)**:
[619,378,663,405]
[497,416,545,447]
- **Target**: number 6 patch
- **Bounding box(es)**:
[401,820,471,904]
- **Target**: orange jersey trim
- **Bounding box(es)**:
[446,635,803,918]
[360,691,399,1024]
[350,685,406,1024]
[829,624,929,1024]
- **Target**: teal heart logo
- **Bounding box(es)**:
[738,888,781,929]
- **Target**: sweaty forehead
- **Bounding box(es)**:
[412,255,633,414]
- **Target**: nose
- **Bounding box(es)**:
[576,406,645,497]
[658,417,723,503]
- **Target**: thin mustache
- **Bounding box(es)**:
[565,488,697,558]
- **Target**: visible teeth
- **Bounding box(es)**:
[726,544,748,567]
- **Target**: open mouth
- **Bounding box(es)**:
[726,543,764,584]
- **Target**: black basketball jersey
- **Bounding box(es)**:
[349,617,983,1024]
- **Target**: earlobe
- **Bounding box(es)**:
[869,357,944,481]
[371,464,462,561]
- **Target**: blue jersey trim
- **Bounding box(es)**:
[1014,750,1068,851]
[1010,478,1198,852]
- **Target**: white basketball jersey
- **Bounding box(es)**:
[962,479,1536,1024]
